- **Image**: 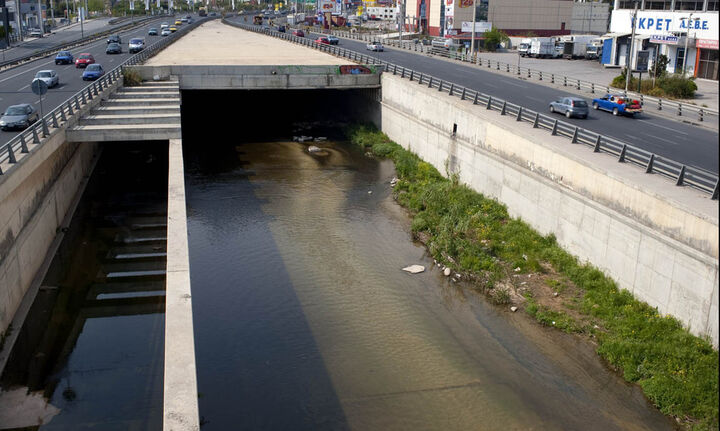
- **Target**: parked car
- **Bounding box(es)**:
[366,41,383,51]
[55,50,74,65]
[0,104,39,131]
[277,25,286,32]
[33,70,59,88]
[315,36,330,44]
[292,29,304,37]
[107,34,121,44]
[148,27,159,35]
[75,53,95,68]
[186,18,193,24]
[160,22,169,29]
[592,94,643,117]
[106,42,122,54]
[549,96,589,119]
[129,38,145,53]
[161,28,172,36]
[326,35,339,45]
[82,64,105,80]
[181,17,188,23]
[169,26,178,32]
[29,28,43,38]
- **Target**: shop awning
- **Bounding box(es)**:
[602,32,631,38]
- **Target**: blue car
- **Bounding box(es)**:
[591,94,643,117]
[82,64,105,81]
[55,50,74,65]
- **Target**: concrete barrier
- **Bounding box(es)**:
[379,73,719,345]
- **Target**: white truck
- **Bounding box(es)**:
[585,38,604,60]
[529,37,557,58]
[560,35,596,59]
[518,38,532,57]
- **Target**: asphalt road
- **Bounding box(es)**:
[233,17,718,175]
[0,15,195,147]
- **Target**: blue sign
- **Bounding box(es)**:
[650,34,679,44]
[637,17,709,31]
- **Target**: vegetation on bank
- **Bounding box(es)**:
[610,55,698,99]
[347,124,718,431]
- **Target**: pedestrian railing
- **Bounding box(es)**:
[0,17,210,176]
[308,27,718,124]
[228,19,719,199]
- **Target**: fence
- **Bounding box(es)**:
[0,17,209,176]
[227,19,719,199]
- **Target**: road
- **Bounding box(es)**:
[0,15,193,147]
[232,17,719,174]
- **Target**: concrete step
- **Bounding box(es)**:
[94,105,181,115]
[121,86,180,92]
[103,98,181,106]
[81,113,182,125]
[67,123,182,142]
[141,80,180,86]
[112,91,179,99]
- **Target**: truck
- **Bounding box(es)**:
[529,37,557,58]
[560,35,595,59]
[518,38,532,57]
[585,38,604,60]
[198,6,207,16]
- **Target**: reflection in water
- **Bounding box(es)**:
[185,137,675,431]
[0,143,167,430]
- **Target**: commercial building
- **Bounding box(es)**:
[603,0,718,79]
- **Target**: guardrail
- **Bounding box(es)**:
[310,28,718,124]
[0,17,209,176]
[0,15,166,72]
[226,19,719,199]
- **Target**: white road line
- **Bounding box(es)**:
[500,80,526,88]
[527,96,544,103]
[637,119,689,135]
[18,84,30,91]
[626,134,640,141]
[646,134,678,145]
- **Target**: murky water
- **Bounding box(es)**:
[184,138,676,431]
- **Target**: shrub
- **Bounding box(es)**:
[610,71,698,99]
[122,68,142,87]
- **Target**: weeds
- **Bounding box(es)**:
[122,68,143,87]
[347,124,719,430]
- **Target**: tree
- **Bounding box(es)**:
[651,54,670,78]
[483,27,508,52]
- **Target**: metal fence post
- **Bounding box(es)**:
[500,101,507,115]
[571,127,579,143]
[486,96,492,109]
[60,106,67,122]
[699,109,704,122]
[539,71,543,81]
[551,74,555,84]
[563,76,567,86]
[533,113,539,128]
[67,100,74,116]
[677,104,682,116]
[645,154,655,173]
[32,126,40,144]
[409,70,414,81]
[438,80,444,91]
[676,166,686,186]
[6,144,16,163]
[461,88,466,100]
[551,120,558,135]
[516,106,522,121]
[41,119,49,137]
[20,135,28,153]
[576,79,580,90]
[712,180,719,200]
[591,83,595,93]
[52,112,59,129]
[658,99,662,110]
[618,144,627,162]
[473,93,478,105]
[449,84,454,96]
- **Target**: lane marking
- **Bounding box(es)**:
[526,96,544,103]
[645,134,678,145]
[18,84,30,91]
[499,80,526,88]
[636,119,689,135]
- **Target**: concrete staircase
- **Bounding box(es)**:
[67,80,182,142]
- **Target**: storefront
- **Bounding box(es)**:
[695,38,719,80]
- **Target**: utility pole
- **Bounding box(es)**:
[624,0,639,94]
[680,14,697,76]
[398,0,404,44]
[470,0,476,58]
[37,0,44,32]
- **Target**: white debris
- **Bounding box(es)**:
[368,190,372,194]
[443,267,451,276]
[308,145,322,153]
[513,267,521,272]
[510,306,518,312]
[402,265,425,274]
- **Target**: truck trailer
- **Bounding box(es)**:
[529,37,557,58]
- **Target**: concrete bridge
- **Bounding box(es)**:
[0,18,716,431]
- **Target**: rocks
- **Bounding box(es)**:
[390,177,398,187]
[553,292,559,297]
[510,306,518,312]
[443,267,451,276]
[513,267,521,272]
[368,191,372,194]
[307,145,322,153]
[293,135,313,143]
[402,265,425,274]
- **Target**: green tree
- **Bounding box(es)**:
[483,27,509,52]
[651,53,670,78]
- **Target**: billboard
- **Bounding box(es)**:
[461,21,491,33]
[635,50,649,72]
[318,0,334,12]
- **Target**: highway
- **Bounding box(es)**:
[0,15,193,147]
[231,16,719,174]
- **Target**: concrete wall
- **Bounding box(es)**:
[127,65,382,90]
[379,73,719,345]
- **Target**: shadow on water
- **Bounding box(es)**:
[0,142,168,431]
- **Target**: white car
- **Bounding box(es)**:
[160,22,169,29]
[29,28,43,38]
[129,38,145,53]
[161,28,172,36]
[33,70,59,88]
[366,41,384,51]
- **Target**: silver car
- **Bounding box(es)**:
[549,96,589,119]
[33,70,59,88]
[0,104,39,131]
[366,41,384,51]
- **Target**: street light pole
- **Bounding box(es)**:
[680,14,697,76]
[470,0,476,58]
[624,0,639,94]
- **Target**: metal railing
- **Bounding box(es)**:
[0,17,209,176]
[0,15,166,71]
[311,28,718,124]
[227,19,719,199]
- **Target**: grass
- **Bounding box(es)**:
[347,124,719,430]
[122,68,142,87]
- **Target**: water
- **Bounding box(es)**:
[184,138,676,431]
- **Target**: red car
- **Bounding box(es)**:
[292,29,304,37]
[75,53,95,68]
[315,36,330,44]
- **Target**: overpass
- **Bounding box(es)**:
[0,17,716,430]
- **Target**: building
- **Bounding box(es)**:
[604,0,718,79]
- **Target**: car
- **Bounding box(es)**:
[186,18,193,24]
[315,36,330,44]
[129,38,145,53]
[209,12,217,16]
[161,28,172,36]
[55,50,74,65]
[107,34,121,44]
[82,64,105,81]
[29,28,43,38]
[277,25,286,32]
[366,41,383,51]
[175,20,182,25]
[106,42,122,54]
[292,29,304,37]
[148,28,158,35]
[33,70,59,88]
[186,15,191,19]
[169,26,178,32]
[549,96,589,119]
[160,22,169,29]
[326,35,339,45]
[181,17,188,23]
[0,104,39,131]
[592,94,643,117]
[75,53,95,68]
